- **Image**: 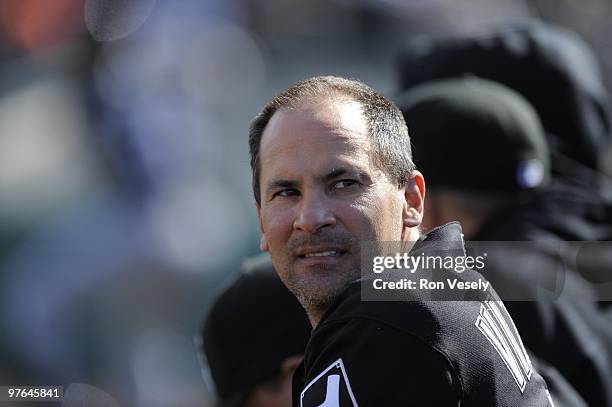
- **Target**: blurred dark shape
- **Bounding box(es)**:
[398,21,610,174]
[201,255,311,407]
[397,76,550,193]
[398,77,612,407]
[84,0,157,42]
[0,0,84,51]
[576,242,612,284]
[531,356,588,407]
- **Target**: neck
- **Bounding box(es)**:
[304,307,327,329]
[307,310,323,329]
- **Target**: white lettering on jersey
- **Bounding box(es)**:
[317,375,340,407]
[475,301,533,392]
[301,359,358,407]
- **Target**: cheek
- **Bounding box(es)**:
[261,206,293,247]
[355,191,404,239]
[343,193,401,240]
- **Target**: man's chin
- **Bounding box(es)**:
[287,273,354,314]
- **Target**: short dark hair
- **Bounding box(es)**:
[249,75,415,205]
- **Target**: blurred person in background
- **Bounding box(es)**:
[397,23,612,294]
[397,77,612,407]
[398,21,611,191]
[201,255,311,407]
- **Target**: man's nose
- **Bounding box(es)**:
[293,192,336,233]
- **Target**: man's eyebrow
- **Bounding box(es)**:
[265,179,298,195]
[320,167,369,182]
[264,168,370,196]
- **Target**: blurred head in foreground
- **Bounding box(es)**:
[200,255,311,407]
[397,77,550,238]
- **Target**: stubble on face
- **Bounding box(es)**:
[258,96,407,324]
[276,231,360,320]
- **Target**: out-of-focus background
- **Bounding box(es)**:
[0,0,611,405]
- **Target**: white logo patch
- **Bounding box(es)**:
[300,359,358,407]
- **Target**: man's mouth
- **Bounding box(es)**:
[295,246,348,259]
[303,251,343,258]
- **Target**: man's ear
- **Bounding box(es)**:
[403,170,425,228]
[256,204,269,252]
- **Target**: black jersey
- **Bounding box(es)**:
[293,223,553,406]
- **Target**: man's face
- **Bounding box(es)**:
[256,97,422,314]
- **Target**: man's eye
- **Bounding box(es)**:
[334,180,357,189]
[274,189,299,198]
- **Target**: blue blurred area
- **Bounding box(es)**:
[0,0,610,406]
